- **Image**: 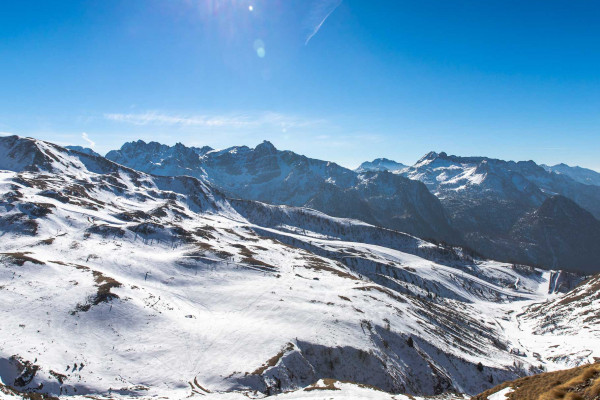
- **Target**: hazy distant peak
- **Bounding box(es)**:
[356,157,407,173]
[542,163,600,186]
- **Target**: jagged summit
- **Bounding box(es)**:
[254,139,277,153]
[415,151,440,165]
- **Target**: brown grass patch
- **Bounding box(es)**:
[49,370,67,384]
[302,256,358,280]
[21,202,56,217]
[473,363,600,400]
[194,225,216,240]
[557,276,600,307]
[304,378,385,393]
[38,237,55,245]
[231,244,278,271]
[232,244,255,258]
[242,257,277,271]
[353,285,406,303]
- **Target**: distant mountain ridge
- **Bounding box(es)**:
[365,151,600,273]
[356,158,407,173]
[542,162,600,186]
[106,140,459,244]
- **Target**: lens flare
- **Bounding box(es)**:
[253,39,265,58]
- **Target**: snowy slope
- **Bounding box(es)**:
[516,273,600,366]
[0,136,597,400]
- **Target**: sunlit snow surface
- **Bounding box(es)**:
[0,137,598,400]
[485,386,514,400]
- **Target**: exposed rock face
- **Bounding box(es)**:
[106,140,213,176]
[509,196,600,274]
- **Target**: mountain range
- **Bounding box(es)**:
[106,141,600,273]
[0,135,598,400]
[106,140,459,244]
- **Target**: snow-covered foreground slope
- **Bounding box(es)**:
[0,136,597,400]
[0,381,468,400]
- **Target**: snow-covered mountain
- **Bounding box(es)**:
[108,142,600,273]
[1,135,597,400]
[106,140,213,175]
[106,140,459,244]
[392,151,600,273]
[542,162,600,187]
[356,158,408,173]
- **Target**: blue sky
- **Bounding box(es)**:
[0,0,599,170]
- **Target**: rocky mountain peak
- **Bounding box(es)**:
[417,151,439,164]
[254,140,277,154]
[537,195,593,220]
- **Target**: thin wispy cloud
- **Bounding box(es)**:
[104,111,325,130]
[81,132,96,148]
[305,0,343,45]
[0,131,14,136]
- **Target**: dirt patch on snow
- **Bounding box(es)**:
[302,256,357,280]
[0,252,45,266]
[69,265,122,313]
